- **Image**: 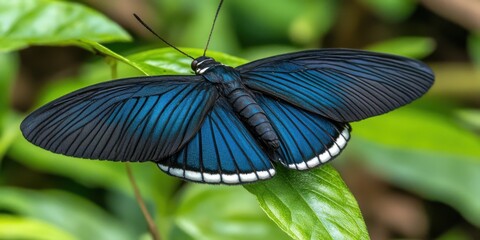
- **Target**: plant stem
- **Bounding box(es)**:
[125,163,161,240]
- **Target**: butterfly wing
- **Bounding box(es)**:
[20,76,218,162]
[158,98,275,184]
[237,49,434,122]
[254,93,350,169]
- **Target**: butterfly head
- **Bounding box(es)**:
[192,56,221,75]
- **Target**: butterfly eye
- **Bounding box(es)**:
[191,59,199,71]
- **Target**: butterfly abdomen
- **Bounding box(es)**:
[226,87,280,150]
[200,62,280,151]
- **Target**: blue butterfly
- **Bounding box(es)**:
[20,48,434,184]
[20,2,434,184]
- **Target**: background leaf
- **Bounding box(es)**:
[366,37,436,59]
[0,188,136,240]
[0,53,17,111]
[351,108,480,226]
[127,48,247,75]
[229,0,337,47]
[0,53,19,161]
[468,33,480,67]
[0,0,131,52]
[170,185,291,240]
[358,0,417,22]
[0,215,76,240]
[353,108,480,158]
[457,109,480,131]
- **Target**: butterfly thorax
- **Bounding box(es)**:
[192,56,280,151]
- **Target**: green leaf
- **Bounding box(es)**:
[126,48,247,75]
[230,0,305,44]
[457,109,480,130]
[0,0,131,52]
[76,41,147,74]
[172,185,291,240]
[0,53,19,161]
[0,215,76,240]
[351,108,480,226]
[358,0,417,22]
[437,227,471,240]
[0,111,21,162]
[0,53,18,111]
[175,0,240,53]
[468,32,480,68]
[244,166,368,240]
[288,0,338,46]
[0,188,136,240]
[350,139,480,227]
[365,37,436,59]
[353,108,480,158]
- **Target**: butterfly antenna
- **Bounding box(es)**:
[133,13,194,60]
[203,0,224,56]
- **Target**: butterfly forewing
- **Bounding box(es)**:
[21,76,218,162]
[238,49,434,122]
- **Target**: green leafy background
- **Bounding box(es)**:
[1,0,479,239]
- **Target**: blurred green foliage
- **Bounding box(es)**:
[468,33,480,67]
[358,0,417,22]
[365,36,436,59]
[1,0,479,239]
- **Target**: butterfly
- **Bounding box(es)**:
[20,2,434,185]
[20,48,434,184]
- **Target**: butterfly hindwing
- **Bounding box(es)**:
[20,76,218,162]
[158,98,275,184]
[238,49,434,122]
[255,93,350,170]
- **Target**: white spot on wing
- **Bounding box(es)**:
[286,125,351,170]
[220,174,240,184]
[257,169,275,179]
[157,163,276,184]
[306,157,320,168]
[202,172,221,183]
[168,167,184,178]
[184,170,202,181]
[319,151,331,163]
[295,161,308,170]
[239,172,257,182]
